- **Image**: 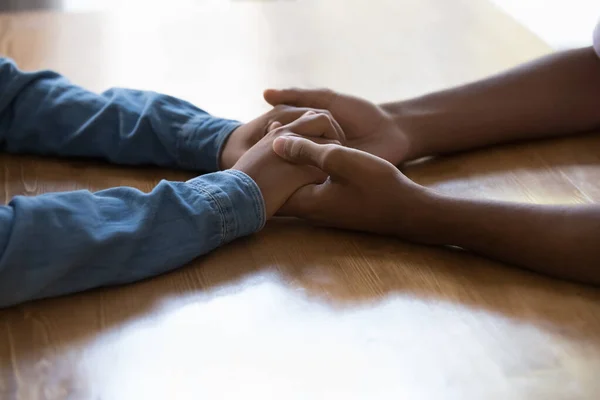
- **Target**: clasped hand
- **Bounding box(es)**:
[227,89,433,240]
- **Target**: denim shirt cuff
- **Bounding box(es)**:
[177,116,242,172]
[186,170,265,244]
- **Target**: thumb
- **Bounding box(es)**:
[263,88,334,109]
[273,136,357,180]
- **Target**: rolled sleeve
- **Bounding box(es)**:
[178,114,242,172]
[186,170,265,243]
[0,171,265,307]
[0,58,243,172]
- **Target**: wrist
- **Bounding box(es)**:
[380,100,429,162]
[219,125,244,170]
[382,90,468,161]
[388,183,452,244]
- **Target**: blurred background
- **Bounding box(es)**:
[1,0,599,49]
[488,0,598,48]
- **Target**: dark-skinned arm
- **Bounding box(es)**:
[384,46,600,160]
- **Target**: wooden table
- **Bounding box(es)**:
[1,1,600,399]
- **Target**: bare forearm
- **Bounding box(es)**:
[384,47,600,160]
[409,193,600,284]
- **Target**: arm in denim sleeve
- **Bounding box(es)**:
[0,170,265,308]
[0,58,241,171]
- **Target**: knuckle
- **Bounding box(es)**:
[315,113,338,137]
[324,143,342,156]
[318,108,333,118]
[321,144,342,168]
[314,113,332,123]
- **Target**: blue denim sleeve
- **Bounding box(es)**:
[0,58,265,307]
[0,170,265,307]
[0,58,241,171]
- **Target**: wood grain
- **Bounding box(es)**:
[1,1,599,399]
